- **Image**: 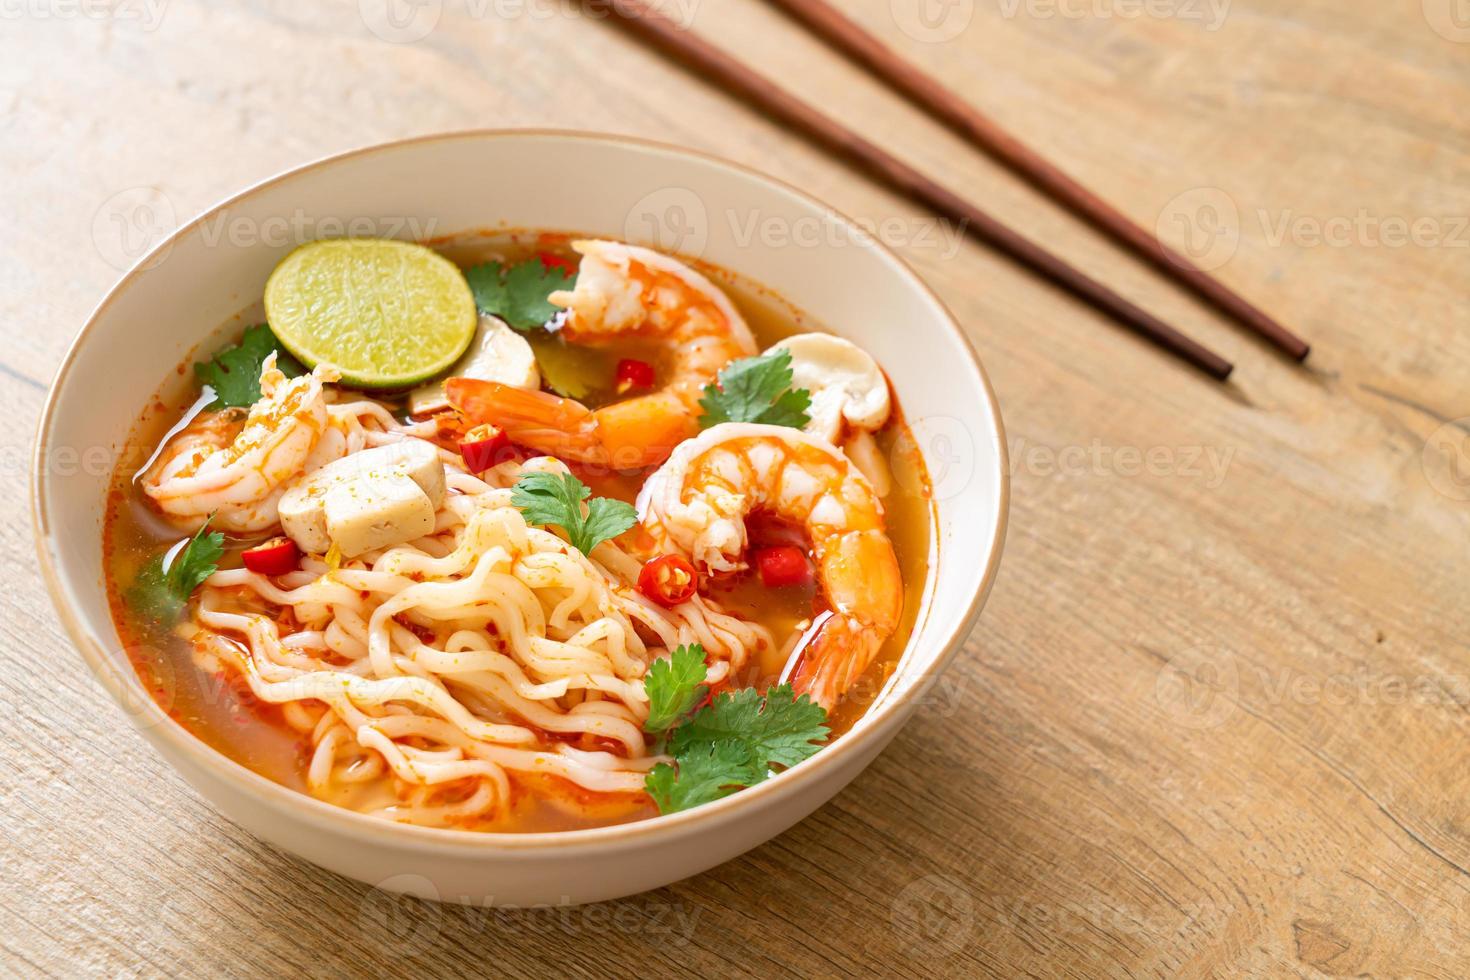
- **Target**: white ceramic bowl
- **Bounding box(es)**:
[33,131,1008,906]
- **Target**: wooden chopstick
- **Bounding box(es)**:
[762,0,1309,362]
[599,0,1234,381]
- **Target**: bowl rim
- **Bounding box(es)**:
[32,128,1009,853]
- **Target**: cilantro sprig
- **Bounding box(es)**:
[510,472,637,555]
[669,687,829,770]
[641,642,829,814]
[644,644,710,734]
[194,324,304,410]
[125,520,225,625]
[465,258,576,332]
[646,740,760,813]
[698,349,812,429]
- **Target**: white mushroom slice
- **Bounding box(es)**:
[843,429,892,497]
[407,314,540,416]
[279,440,446,558]
[769,333,891,445]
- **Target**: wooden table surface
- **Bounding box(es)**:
[4,1,1468,975]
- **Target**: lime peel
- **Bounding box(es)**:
[264,239,477,389]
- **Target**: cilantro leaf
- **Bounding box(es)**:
[671,684,829,769]
[643,644,709,734]
[645,684,829,815]
[194,324,304,410]
[511,470,585,531]
[125,520,225,625]
[645,740,760,814]
[582,498,639,553]
[511,471,637,555]
[465,258,576,332]
[698,349,812,429]
[760,388,816,429]
[169,524,226,596]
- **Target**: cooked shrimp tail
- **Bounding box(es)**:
[448,240,755,470]
[637,422,903,708]
[789,529,903,707]
[446,380,600,460]
[445,378,698,470]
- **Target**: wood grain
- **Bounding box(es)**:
[604,0,1234,378]
[4,0,1469,975]
[761,0,1309,361]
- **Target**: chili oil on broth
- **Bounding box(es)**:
[101,232,934,832]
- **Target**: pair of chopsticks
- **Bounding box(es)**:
[599,0,1312,381]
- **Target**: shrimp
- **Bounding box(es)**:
[636,422,903,709]
[446,240,757,470]
[143,356,338,533]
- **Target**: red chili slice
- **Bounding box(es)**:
[638,554,699,607]
[537,251,577,274]
[459,423,510,473]
[754,545,813,589]
[242,537,300,576]
[615,358,656,395]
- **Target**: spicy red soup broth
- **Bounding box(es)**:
[103,233,934,833]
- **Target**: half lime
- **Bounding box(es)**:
[264,239,477,388]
